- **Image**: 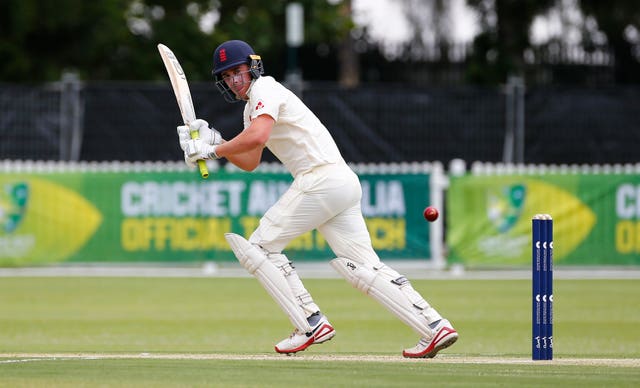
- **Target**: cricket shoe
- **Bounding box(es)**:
[274,314,335,354]
[402,319,458,358]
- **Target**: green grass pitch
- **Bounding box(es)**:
[0,276,638,387]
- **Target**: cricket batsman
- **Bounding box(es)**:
[176,40,458,357]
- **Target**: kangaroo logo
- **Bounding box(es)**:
[486,184,525,233]
[0,182,28,234]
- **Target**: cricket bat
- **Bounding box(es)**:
[157,43,209,179]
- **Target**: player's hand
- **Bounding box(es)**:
[183,138,219,167]
[177,119,223,151]
[177,124,191,151]
[190,119,223,145]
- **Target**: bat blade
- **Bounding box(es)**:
[157,43,208,178]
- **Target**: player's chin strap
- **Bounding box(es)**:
[330,257,441,340]
[225,233,312,334]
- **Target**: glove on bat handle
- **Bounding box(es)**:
[190,130,209,179]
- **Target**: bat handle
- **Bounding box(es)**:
[190,130,209,179]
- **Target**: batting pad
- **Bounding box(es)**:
[330,257,436,339]
[225,233,312,333]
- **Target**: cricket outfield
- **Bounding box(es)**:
[0,272,638,387]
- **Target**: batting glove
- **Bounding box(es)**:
[184,138,219,167]
[177,119,223,151]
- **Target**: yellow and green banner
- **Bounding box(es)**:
[447,173,640,265]
[0,169,430,266]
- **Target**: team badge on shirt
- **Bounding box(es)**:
[255,100,265,111]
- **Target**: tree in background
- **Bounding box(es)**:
[580,0,640,83]
[1,0,639,85]
[463,0,555,84]
[0,0,133,82]
[356,0,639,85]
[0,0,351,83]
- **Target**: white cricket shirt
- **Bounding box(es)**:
[243,76,344,177]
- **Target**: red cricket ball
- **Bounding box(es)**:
[423,206,439,222]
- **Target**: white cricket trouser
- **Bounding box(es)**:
[248,162,442,332]
[249,162,379,265]
[249,162,381,316]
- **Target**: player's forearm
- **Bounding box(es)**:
[212,114,273,169]
[216,114,273,158]
[225,147,263,171]
[214,130,264,158]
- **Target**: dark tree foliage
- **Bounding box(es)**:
[580,0,640,83]
[0,0,132,82]
[465,0,555,84]
[0,0,350,83]
[1,0,639,85]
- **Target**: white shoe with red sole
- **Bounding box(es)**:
[402,319,458,358]
[275,315,335,354]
